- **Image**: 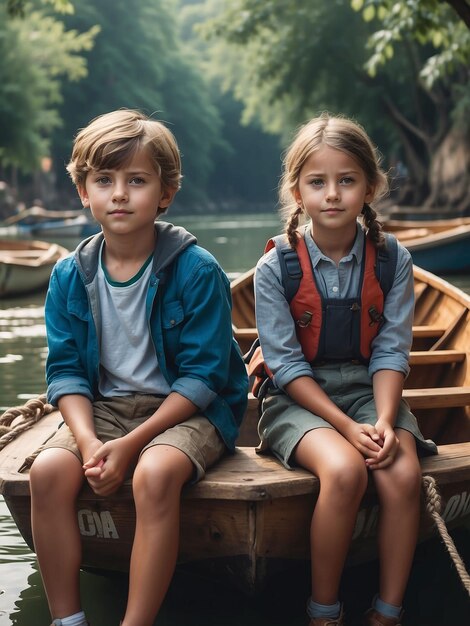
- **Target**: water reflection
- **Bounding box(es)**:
[0,298,47,411]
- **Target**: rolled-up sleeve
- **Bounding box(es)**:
[169,260,235,409]
[368,244,414,378]
[255,251,314,390]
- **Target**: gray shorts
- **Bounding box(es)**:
[41,394,226,482]
[258,362,438,469]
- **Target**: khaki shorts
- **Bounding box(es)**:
[41,394,226,482]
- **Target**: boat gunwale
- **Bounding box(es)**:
[399,225,470,251]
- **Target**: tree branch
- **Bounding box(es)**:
[445,0,470,29]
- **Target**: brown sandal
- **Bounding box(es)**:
[363,608,403,626]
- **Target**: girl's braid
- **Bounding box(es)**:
[362,203,385,248]
[286,205,303,248]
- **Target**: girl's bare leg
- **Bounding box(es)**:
[30,448,85,618]
[294,429,369,605]
[372,429,421,607]
[121,444,193,626]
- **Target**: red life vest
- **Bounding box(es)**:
[264,234,385,363]
[247,232,397,397]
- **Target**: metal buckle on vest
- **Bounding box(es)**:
[296,310,313,327]
[368,305,384,326]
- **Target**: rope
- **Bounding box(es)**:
[0,394,54,451]
[422,475,470,595]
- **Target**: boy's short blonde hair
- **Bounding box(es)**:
[67,109,182,194]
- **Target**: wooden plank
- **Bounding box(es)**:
[188,440,470,501]
[403,387,470,409]
[245,387,470,417]
[413,282,428,304]
[412,325,446,339]
[233,327,257,341]
[186,448,317,501]
[0,411,63,487]
[234,324,451,344]
[409,350,466,365]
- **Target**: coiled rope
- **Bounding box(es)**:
[0,394,53,451]
[422,475,470,595]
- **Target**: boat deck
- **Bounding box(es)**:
[2,408,470,501]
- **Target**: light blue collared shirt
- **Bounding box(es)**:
[254,223,414,391]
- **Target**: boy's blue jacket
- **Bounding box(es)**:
[45,221,248,450]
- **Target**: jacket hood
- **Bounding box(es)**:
[73,220,197,283]
[152,220,197,274]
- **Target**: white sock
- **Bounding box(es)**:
[58,611,87,626]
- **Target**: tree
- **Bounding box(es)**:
[197,0,470,213]
[0,2,98,182]
[179,0,282,210]
[354,0,470,211]
[49,0,222,208]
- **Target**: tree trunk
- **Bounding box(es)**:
[425,126,470,214]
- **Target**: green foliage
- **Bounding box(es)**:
[178,0,281,206]
[0,2,98,172]
[50,0,222,206]
[351,0,470,88]
[194,0,470,208]
[6,0,74,17]
[196,0,377,136]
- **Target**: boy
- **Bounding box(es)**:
[29,109,248,626]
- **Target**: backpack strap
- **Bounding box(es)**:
[271,231,398,302]
[266,234,303,303]
[376,232,398,297]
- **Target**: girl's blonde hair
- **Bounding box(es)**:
[279,113,389,248]
[67,109,182,212]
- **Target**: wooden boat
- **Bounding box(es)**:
[0,207,100,239]
[384,216,470,273]
[0,239,69,297]
[1,267,470,594]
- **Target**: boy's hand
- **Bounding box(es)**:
[81,438,103,467]
[83,437,135,496]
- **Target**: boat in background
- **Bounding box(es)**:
[384,216,470,273]
[1,266,470,594]
[0,239,69,297]
[0,206,100,239]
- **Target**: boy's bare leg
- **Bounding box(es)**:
[121,444,193,626]
[294,429,369,605]
[372,430,421,607]
[30,448,85,618]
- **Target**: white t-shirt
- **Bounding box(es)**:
[96,243,171,397]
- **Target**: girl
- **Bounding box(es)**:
[254,114,436,626]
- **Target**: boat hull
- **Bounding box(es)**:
[1,409,470,594]
[385,217,470,273]
[0,240,69,297]
[406,229,470,273]
[0,263,54,296]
